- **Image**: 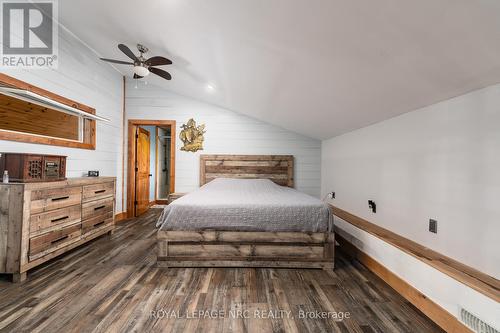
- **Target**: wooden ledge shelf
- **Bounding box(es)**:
[330,205,500,303]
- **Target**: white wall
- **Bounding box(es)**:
[0,27,124,211]
[126,82,321,200]
[322,84,500,326]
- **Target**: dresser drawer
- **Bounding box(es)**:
[82,182,114,202]
[82,211,114,235]
[30,205,81,236]
[31,186,82,214]
[82,196,114,220]
[29,224,81,256]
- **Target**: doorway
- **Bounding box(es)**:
[156,126,172,201]
[127,120,176,218]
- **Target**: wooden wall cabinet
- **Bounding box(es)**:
[0,73,97,150]
[0,177,116,282]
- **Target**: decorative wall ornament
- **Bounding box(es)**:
[179,118,206,152]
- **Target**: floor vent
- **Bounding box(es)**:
[460,308,498,333]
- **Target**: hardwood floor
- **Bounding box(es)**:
[0,209,443,333]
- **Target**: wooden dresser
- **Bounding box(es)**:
[0,177,116,282]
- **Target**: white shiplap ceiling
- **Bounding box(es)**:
[59,0,500,139]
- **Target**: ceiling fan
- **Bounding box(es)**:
[100,44,172,80]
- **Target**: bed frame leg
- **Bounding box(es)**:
[322,264,335,271]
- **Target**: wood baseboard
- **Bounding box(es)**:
[336,231,472,333]
[115,212,127,223]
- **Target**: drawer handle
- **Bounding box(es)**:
[94,205,106,211]
[93,221,105,228]
[51,216,69,223]
[52,196,69,202]
[51,235,69,244]
[95,190,106,194]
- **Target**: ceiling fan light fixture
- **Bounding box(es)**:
[100,44,172,80]
[133,65,149,77]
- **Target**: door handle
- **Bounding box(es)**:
[51,216,69,223]
[51,235,69,244]
[148,174,152,177]
[52,196,69,201]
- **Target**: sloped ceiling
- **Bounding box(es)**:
[60,0,500,139]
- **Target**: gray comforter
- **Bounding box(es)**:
[156,178,332,232]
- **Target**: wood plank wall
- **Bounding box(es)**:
[125,84,321,197]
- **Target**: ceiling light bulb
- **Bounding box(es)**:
[133,65,149,77]
[206,84,215,92]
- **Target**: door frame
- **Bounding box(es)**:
[127,119,176,218]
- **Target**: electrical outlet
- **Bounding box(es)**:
[429,219,437,233]
[329,192,335,199]
[368,200,376,213]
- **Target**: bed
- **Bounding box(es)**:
[156,155,334,270]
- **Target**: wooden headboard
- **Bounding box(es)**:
[200,155,294,187]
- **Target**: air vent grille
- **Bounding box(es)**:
[460,308,499,333]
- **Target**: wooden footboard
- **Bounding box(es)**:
[157,230,335,270]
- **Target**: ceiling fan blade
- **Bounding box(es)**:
[118,44,138,61]
[149,67,172,80]
[100,58,134,65]
[145,56,172,66]
[133,74,143,79]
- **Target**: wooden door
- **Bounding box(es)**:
[135,127,150,216]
